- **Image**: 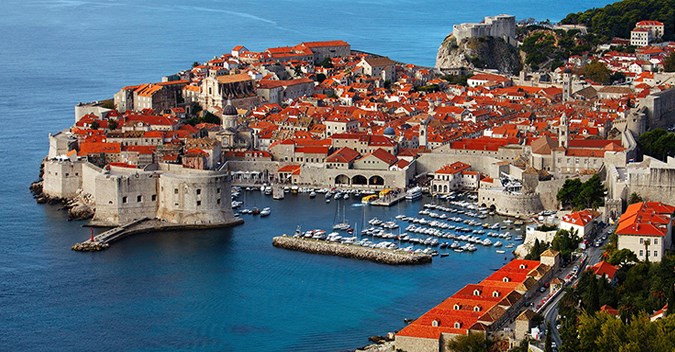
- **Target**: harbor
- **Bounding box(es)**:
[231,186,528,262]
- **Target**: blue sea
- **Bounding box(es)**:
[0,1,613,351]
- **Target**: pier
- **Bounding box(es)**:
[72,217,244,252]
[370,192,406,207]
[272,235,432,265]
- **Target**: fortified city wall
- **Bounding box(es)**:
[640,88,675,129]
[478,188,543,218]
[156,164,236,226]
[91,170,159,226]
[625,156,675,205]
[42,159,83,199]
[452,14,516,44]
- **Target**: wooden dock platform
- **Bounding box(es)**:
[371,192,406,207]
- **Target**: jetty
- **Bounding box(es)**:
[72,217,244,252]
[272,235,432,265]
[371,191,406,207]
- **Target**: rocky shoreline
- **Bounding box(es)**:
[29,180,94,221]
[272,236,432,265]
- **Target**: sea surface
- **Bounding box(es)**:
[0,0,613,351]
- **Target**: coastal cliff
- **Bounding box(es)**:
[435,34,522,74]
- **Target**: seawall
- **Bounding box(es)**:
[272,236,432,265]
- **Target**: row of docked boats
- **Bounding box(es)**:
[238,207,271,217]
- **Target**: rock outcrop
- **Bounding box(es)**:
[435,34,522,74]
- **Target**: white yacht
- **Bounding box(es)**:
[405,186,423,200]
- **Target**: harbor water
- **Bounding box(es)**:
[0,0,614,351]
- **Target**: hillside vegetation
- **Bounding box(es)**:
[561,0,675,41]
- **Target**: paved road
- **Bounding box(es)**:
[543,231,607,348]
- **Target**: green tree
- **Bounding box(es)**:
[573,174,605,210]
[108,119,118,130]
[294,65,303,76]
[316,73,326,83]
[192,61,200,67]
[667,283,675,316]
[525,238,547,261]
[582,60,611,84]
[90,120,100,130]
[557,178,583,209]
[552,229,581,263]
[664,53,675,72]
[446,332,489,352]
[607,248,638,266]
[319,57,333,68]
[628,192,643,204]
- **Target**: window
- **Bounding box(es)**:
[454,322,461,329]
[122,196,128,203]
[640,250,644,256]
[197,201,201,206]
[453,304,460,310]
[519,264,526,269]
[137,195,142,202]
[640,238,643,244]
[502,277,510,282]
[654,239,658,245]
[654,251,658,257]
[196,189,201,195]
[174,188,178,194]
[217,188,221,194]
[431,320,439,327]
[217,198,221,205]
[151,194,157,201]
[492,291,500,298]
[473,289,481,296]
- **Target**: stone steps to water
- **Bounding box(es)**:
[272,236,432,265]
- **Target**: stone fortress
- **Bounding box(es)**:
[42,141,240,228]
[452,14,517,45]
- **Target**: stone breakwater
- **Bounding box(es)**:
[272,236,432,265]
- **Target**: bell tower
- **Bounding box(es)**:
[559,113,569,149]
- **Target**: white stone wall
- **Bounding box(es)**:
[91,171,159,226]
[394,336,439,352]
[618,235,665,262]
[157,170,234,225]
[479,188,543,217]
[42,159,83,199]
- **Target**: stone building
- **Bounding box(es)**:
[200,72,257,111]
[452,14,516,45]
[356,56,396,82]
[616,201,674,262]
[255,78,315,105]
[42,155,239,228]
[430,162,480,194]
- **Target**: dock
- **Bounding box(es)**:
[272,235,432,265]
[371,192,406,207]
[72,217,244,252]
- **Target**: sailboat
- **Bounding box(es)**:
[333,201,350,231]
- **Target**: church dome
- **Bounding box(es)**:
[223,103,237,116]
[383,126,396,137]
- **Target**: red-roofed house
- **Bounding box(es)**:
[395,259,551,352]
[353,148,398,170]
[560,210,598,237]
[587,261,619,283]
[326,147,360,169]
[616,201,674,262]
[431,162,479,194]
